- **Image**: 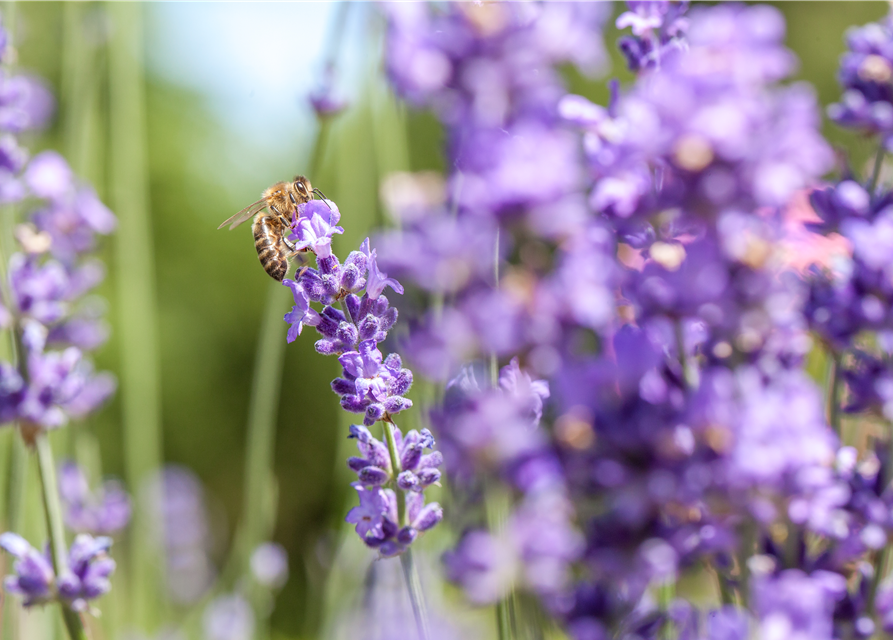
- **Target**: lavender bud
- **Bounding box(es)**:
[299,268,330,303]
[383,353,402,369]
[344,293,361,323]
[358,315,381,342]
[348,424,374,442]
[347,457,369,472]
[317,254,340,276]
[397,527,418,545]
[412,503,443,532]
[401,443,423,471]
[372,295,389,316]
[321,273,340,298]
[331,378,356,396]
[344,250,367,273]
[315,312,341,339]
[418,468,441,487]
[397,470,420,491]
[419,451,443,469]
[335,321,358,346]
[364,403,385,425]
[383,396,412,414]
[389,369,413,396]
[359,466,390,486]
[315,339,341,356]
[380,307,398,331]
[341,395,366,413]
[340,263,363,292]
[419,428,435,448]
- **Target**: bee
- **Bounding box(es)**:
[218,175,321,281]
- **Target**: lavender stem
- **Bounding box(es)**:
[828,353,842,437]
[382,418,430,640]
[35,432,87,640]
[868,144,886,197]
[400,549,431,640]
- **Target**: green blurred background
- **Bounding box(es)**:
[0,2,888,639]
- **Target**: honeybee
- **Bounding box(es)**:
[218,175,320,281]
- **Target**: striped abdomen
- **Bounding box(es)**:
[252,214,291,281]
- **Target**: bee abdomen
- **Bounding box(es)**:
[253,215,289,282]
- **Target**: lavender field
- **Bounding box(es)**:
[1,2,892,639]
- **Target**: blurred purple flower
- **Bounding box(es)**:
[0,532,54,607]
[57,533,115,612]
[752,569,846,640]
[828,15,893,147]
[250,542,289,590]
[58,460,131,535]
[0,72,54,134]
[203,593,255,640]
[145,465,215,605]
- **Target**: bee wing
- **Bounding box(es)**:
[217,199,267,230]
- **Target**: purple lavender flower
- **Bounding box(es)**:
[15,330,114,429]
[58,460,131,535]
[359,238,403,300]
[282,278,321,343]
[0,72,54,134]
[203,593,255,640]
[444,489,582,604]
[616,0,689,72]
[345,482,387,540]
[57,533,116,612]
[828,15,893,147]
[752,569,846,640]
[346,423,443,555]
[0,531,115,611]
[249,542,289,589]
[145,465,215,604]
[335,342,412,425]
[308,65,347,118]
[288,200,343,258]
[0,532,54,607]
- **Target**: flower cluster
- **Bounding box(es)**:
[58,460,131,535]
[0,531,115,612]
[282,198,442,554]
[616,0,689,72]
[0,151,117,429]
[376,1,889,638]
[828,15,893,147]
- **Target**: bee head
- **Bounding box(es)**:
[293,176,313,202]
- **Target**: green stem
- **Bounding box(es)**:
[35,433,87,640]
[400,550,431,640]
[488,225,514,640]
[382,419,404,523]
[828,353,843,438]
[674,319,692,389]
[237,280,289,565]
[108,2,164,631]
[382,418,429,640]
[868,144,886,196]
